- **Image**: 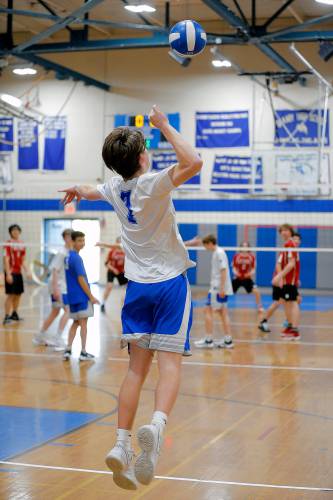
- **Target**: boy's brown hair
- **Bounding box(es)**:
[102,127,146,180]
[202,234,217,245]
[71,231,85,241]
[278,223,294,235]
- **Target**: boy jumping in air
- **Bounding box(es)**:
[61,106,202,490]
[195,234,234,349]
[63,231,100,361]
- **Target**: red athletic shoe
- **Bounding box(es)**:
[281,327,293,338]
[289,329,301,340]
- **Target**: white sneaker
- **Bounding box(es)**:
[215,338,234,349]
[32,334,48,346]
[53,338,67,351]
[105,444,138,491]
[134,424,162,485]
[194,338,214,349]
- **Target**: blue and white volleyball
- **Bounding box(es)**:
[169,20,207,58]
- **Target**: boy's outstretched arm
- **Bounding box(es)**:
[60,185,102,205]
[149,105,203,187]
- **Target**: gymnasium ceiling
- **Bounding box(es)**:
[0,0,332,90]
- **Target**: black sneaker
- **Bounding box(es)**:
[79,351,95,361]
[3,315,12,325]
[258,320,270,333]
[101,304,105,314]
[10,311,22,321]
[63,349,72,361]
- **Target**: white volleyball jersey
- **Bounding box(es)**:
[97,167,194,283]
[48,246,68,294]
[209,247,233,295]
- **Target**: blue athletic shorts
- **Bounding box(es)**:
[51,293,69,309]
[121,273,192,354]
[69,301,94,320]
[206,292,228,309]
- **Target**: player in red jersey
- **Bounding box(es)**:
[232,241,263,313]
[3,224,31,325]
[258,229,302,335]
[98,237,128,313]
[272,224,300,340]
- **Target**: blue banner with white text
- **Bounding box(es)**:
[18,120,39,170]
[196,111,249,148]
[211,155,263,193]
[43,116,66,171]
[274,109,330,147]
[151,151,201,188]
[0,117,14,152]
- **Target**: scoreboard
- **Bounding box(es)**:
[114,113,180,150]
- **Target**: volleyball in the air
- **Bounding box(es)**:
[169,20,207,58]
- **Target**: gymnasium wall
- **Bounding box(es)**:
[0,48,332,288]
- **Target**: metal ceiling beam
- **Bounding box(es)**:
[262,11,333,42]
[18,53,110,91]
[13,0,106,53]
[0,34,242,55]
[267,30,333,42]
[231,0,248,27]
[262,0,296,29]
[202,0,300,74]
[258,43,297,73]
[37,0,72,34]
[0,7,167,33]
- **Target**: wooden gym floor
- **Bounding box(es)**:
[0,284,333,499]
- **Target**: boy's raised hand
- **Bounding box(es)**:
[149,105,169,129]
[59,187,82,205]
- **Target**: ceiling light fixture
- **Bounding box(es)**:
[315,0,333,5]
[13,67,37,76]
[125,4,156,13]
[212,59,232,68]
[0,93,23,108]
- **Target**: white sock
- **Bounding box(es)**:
[224,335,232,343]
[116,428,132,450]
[151,411,168,430]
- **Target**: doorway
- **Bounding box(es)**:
[44,218,101,283]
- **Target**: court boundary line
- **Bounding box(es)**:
[108,357,333,372]
[0,461,331,492]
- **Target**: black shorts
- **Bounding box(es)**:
[232,278,255,294]
[281,284,299,302]
[5,273,24,295]
[272,286,282,301]
[107,271,128,286]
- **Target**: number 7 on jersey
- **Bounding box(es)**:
[120,190,137,224]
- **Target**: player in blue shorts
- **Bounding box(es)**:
[195,234,234,349]
[63,231,99,361]
[61,105,202,490]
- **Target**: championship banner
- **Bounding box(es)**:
[115,113,180,150]
[151,151,201,188]
[18,120,39,170]
[196,111,249,148]
[0,117,14,152]
[43,116,66,171]
[211,155,263,193]
[274,109,330,147]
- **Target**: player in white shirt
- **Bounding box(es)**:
[195,234,234,350]
[60,105,202,491]
[33,229,73,350]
